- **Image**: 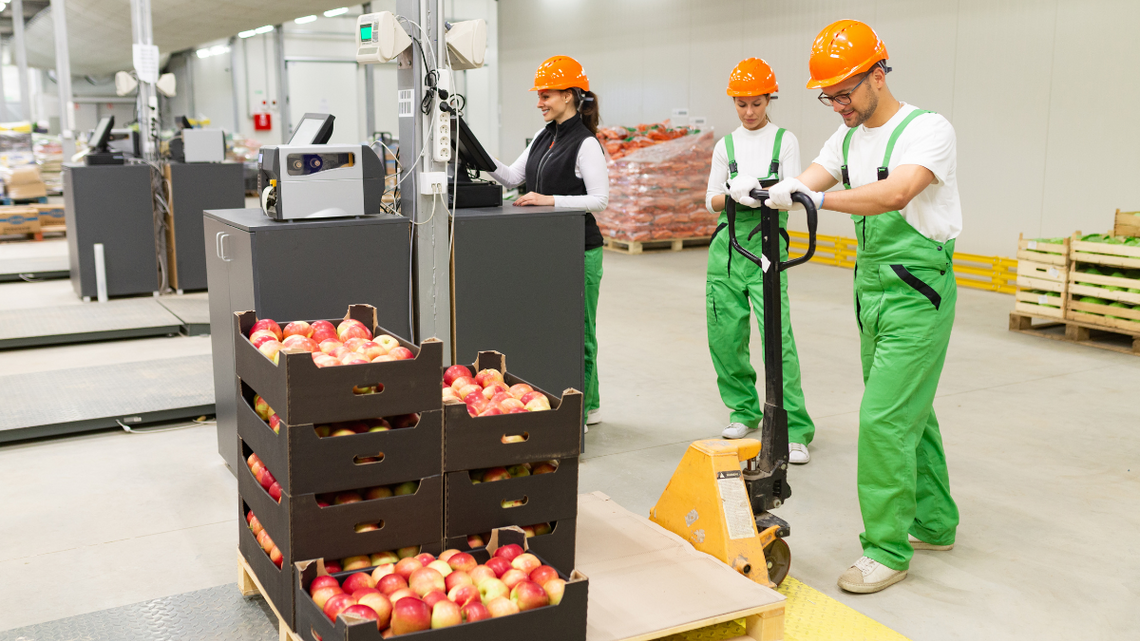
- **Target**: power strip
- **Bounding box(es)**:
[431,71,452,163]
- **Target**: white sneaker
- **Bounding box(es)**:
[721,423,753,439]
[837,556,907,594]
[909,534,954,551]
[586,409,602,425]
[789,443,810,465]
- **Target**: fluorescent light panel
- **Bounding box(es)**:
[255,25,274,34]
[294,15,317,24]
[323,7,348,17]
[238,29,257,38]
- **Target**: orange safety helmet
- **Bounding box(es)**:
[726,58,778,97]
[531,56,590,92]
[806,19,888,89]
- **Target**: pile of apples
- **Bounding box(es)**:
[247,453,282,502]
[251,393,419,441]
[315,480,420,510]
[441,365,552,417]
[247,318,414,368]
[309,544,566,634]
[246,509,283,568]
[469,460,558,485]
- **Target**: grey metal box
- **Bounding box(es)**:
[167,162,245,291]
[183,128,226,163]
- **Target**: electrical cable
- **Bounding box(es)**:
[118,416,215,434]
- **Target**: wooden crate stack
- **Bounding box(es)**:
[1066,231,1140,337]
[1013,233,1070,319]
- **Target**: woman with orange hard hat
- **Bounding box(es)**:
[704,58,815,464]
[764,20,962,594]
[488,55,608,429]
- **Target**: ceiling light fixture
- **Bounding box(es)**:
[255,25,274,34]
[324,7,348,17]
[238,29,257,39]
[294,15,317,25]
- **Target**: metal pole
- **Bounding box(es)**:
[362,1,375,141]
[229,37,241,135]
[12,0,30,122]
[0,39,10,121]
[129,0,157,160]
[275,24,290,143]
[49,0,75,157]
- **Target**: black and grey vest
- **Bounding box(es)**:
[525,114,604,251]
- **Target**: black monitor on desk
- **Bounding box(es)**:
[449,115,502,208]
[86,116,126,165]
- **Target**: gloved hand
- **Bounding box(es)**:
[764,178,824,210]
[726,175,761,208]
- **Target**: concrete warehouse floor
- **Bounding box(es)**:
[0,246,1137,640]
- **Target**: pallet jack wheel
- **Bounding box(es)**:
[763,537,791,586]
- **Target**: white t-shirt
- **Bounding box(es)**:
[706,122,801,214]
[813,103,961,242]
[489,128,610,212]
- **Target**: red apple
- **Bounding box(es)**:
[444,570,472,592]
[498,398,525,412]
[507,464,531,478]
[449,376,475,392]
[310,575,340,594]
[389,414,419,429]
[324,561,342,573]
[543,578,566,605]
[312,327,338,344]
[257,340,282,364]
[251,319,282,341]
[268,481,282,502]
[431,599,461,628]
[371,354,396,363]
[268,415,281,433]
[448,552,477,573]
[474,368,505,388]
[340,353,370,366]
[389,346,414,360]
[494,544,524,562]
[529,565,559,586]
[481,382,510,401]
[323,593,357,621]
[374,334,400,352]
[248,515,263,536]
[510,580,549,611]
[318,338,343,354]
[269,545,283,568]
[457,384,482,401]
[485,596,520,618]
[343,556,372,572]
[311,585,344,609]
[390,596,431,635]
[352,588,381,601]
[340,604,379,627]
[343,337,370,353]
[333,491,362,505]
[371,563,396,583]
[508,383,534,399]
[359,341,387,360]
[478,577,509,603]
[481,467,511,483]
[421,590,448,608]
[511,553,541,574]
[257,468,275,490]
[479,406,503,417]
[438,549,461,562]
[442,387,461,402]
[414,553,436,567]
[357,592,392,629]
[443,364,473,386]
[252,396,272,420]
[462,601,491,622]
[525,398,551,412]
[408,567,445,596]
[500,568,527,590]
[485,556,512,578]
[519,391,545,405]
[397,546,420,559]
[377,573,408,596]
[508,407,529,414]
[531,461,558,475]
[339,323,373,342]
[534,522,553,536]
[330,427,356,437]
[283,320,313,339]
[311,319,335,333]
[469,565,496,586]
[448,583,481,607]
[395,557,423,581]
[249,329,279,348]
[387,588,417,605]
[427,560,453,578]
[342,572,376,593]
[313,354,340,368]
[281,335,319,352]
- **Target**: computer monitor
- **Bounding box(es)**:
[89,116,115,152]
[289,113,335,145]
[177,115,193,130]
[451,115,496,177]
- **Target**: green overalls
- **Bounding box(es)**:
[841,110,960,571]
[706,130,815,444]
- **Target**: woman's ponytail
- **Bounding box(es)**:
[571,88,600,135]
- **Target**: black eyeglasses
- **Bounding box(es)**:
[817,72,871,107]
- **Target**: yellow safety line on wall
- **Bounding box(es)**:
[778,576,912,641]
[787,231,1017,295]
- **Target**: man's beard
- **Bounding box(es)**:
[850,91,879,127]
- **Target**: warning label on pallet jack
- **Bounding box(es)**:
[716,470,756,540]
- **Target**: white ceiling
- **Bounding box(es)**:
[25,0,356,76]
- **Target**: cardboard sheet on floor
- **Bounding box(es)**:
[577,491,784,641]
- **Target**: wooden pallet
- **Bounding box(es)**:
[238,549,302,641]
[603,235,711,255]
[1009,311,1140,355]
[1114,209,1140,238]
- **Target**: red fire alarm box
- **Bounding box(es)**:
[253,113,272,131]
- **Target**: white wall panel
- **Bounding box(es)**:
[498,0,1139,256]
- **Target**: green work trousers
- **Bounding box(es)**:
[705,210,815,444]
[584,247,603,414]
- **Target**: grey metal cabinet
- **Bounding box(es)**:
[166,162,246,292]
[204,208,413,470]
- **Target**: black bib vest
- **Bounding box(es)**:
[525,114,604,251]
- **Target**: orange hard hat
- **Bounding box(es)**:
[531,56,590,92]
[727,58,778,97]
[806,19,888,89]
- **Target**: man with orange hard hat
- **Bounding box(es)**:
[765,19,961,593]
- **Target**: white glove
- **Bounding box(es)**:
[765,178,824,210]
[726,175,761,208]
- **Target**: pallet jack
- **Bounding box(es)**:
[650,183,818,588]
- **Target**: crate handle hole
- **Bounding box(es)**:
[355,520,385,533]
[311,628,323,641]
[353,453,385,465]
[352,383,386,396]
[501,432,530,444]
[501,496,528,509]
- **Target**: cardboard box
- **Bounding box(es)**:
[445,457,579,540]
[7,165,41,184]
[443,351,582,472]
[294,529,588,641]
[7,182,47,200]
[239,438,444,562]
[445,516,577,575]
[235,305,443,426]
[34,203,66,227]
[0,206,39,235]
[237,382,444,496]
[239,497,296,627]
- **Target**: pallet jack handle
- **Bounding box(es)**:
[725,189,818,273]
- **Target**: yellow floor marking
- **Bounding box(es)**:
[778,576,911,641]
